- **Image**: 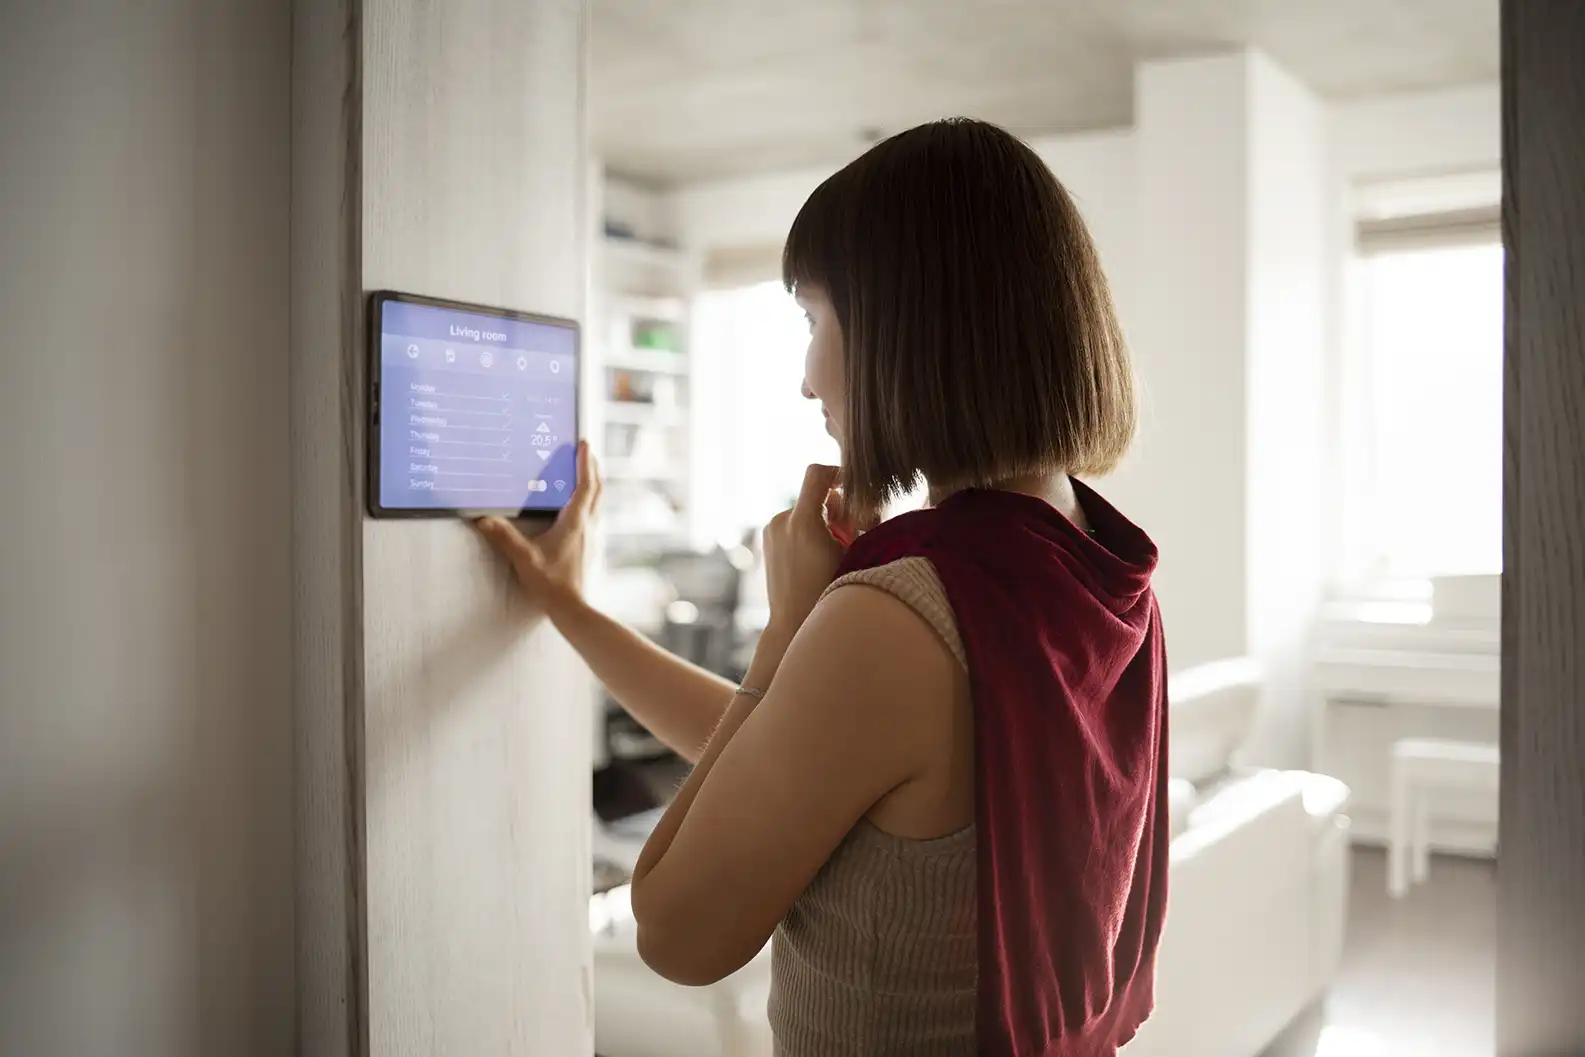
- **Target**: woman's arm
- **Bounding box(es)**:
[477,444,733,764]
[628,582,953,986]
[546,590,735,764]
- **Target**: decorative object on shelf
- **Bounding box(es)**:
[601,220,679,253]
[632,319,680,352]
[607,367,655,405]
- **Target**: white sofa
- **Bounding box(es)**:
[592,659,1351,1057]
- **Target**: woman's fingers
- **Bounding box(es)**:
[590,452,605,515]
[823,488,855,545]
[792,464,840,525]
[572,441,599,515]
[550,441,599,532]
[823,485,844,524]
[476,515,538,565]
[576,441,602,517]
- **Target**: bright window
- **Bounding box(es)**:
[691,282,839,545]
[1344,240,1503,585]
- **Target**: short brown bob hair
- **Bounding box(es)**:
[783,117,1135,520]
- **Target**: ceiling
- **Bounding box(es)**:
[590,0,1498,186]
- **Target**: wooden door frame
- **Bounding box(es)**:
[1499,3,1585,1053]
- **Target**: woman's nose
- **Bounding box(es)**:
[801,380,816,401]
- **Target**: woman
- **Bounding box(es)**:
[479,118,1169,1057]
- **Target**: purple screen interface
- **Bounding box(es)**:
[377,300,577,512]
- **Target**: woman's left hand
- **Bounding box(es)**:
[759,464,848,657]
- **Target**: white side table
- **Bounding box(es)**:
[1388,738,1500,897]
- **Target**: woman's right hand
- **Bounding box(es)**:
[476,440,602,621]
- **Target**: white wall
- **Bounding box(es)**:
[0,4,295,1056]
[1119,55,1254,669]
[326,2,595,1055]
[671,163,836,254]
[1243,56,1329,765]
[1332,83,1500,181]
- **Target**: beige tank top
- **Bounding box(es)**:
[767,557,978,1057]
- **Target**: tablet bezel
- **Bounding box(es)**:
[366,289,581,521]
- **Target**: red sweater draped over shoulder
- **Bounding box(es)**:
[834,483,1170,1057]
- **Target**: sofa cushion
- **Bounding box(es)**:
[1292,771,1352,842]
[1167,658,1261,785]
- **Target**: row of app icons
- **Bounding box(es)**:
[403,343,563,373]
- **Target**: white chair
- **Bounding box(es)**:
[1387,738,1500,898]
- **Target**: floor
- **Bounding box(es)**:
[1265,847,1496,1057]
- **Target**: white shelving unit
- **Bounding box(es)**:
[584,166,706,766]
[593,233,701,566]
[606,347,689,376]
[602,399,686,427]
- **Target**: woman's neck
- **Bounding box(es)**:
[927,473,1091,533]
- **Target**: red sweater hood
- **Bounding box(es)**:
[836,481,1170,1057]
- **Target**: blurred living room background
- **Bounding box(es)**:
[0,3,1506,1056]
[582,4,1501,1057]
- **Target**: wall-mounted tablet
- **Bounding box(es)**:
[368,291,579,519]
